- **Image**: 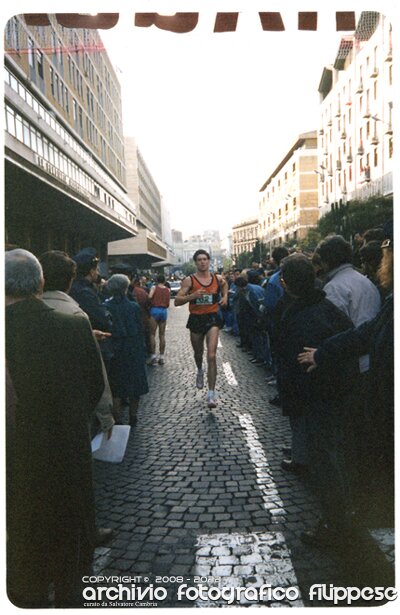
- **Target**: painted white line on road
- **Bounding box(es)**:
[238,413,286,523]
[193,531,304,607]
[223,361,238,386]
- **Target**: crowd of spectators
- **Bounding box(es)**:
[5,247,170,607]
[220,223,393,546]
[5,221,393,603]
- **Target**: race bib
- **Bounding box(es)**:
[195,293,213,305]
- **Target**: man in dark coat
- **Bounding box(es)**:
[69,247,113,371]
[6,249,104,607]
[274,254,358,546]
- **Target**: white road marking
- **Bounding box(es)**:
[218,338,222,348]
[238,413,286,522]
[223,361,238,386]
[193,531,304,607]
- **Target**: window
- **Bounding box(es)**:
[36,50,44,79]
[28,37,34,68]
[50,68,55,96]
[374,148,378,167]
[6,106,16,137]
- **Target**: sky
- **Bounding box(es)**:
[2,1,396,244]
[100,5,350,240]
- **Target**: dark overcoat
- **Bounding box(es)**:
[104,295,149,399]
[273,288,357,417]
[6,298,104,586]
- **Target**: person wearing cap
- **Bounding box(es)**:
[70,248,113,371]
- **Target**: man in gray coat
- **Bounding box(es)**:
[6,249,104,607]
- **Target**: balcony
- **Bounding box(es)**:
[319,128,324,136]
[385,48,392,62]
[363,108,371,118]
[370,66,379,78]
[346,154,353,163]
[336,160,342,171]
[357,144,365,156]
[370,134,379,146]
[356,80,364,94]
[340,131,347,140]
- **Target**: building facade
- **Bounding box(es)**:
[108,136,176,270]
[317,12,393,216]
[4,14,137,259]
[172,230,224,271]
[258,131,319,250]
[231,218,259,260]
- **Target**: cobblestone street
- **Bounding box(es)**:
[92,305,394,608]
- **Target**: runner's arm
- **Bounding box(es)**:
[218,275,229,307]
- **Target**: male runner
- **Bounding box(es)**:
[175,249,228,408]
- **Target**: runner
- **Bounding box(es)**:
[175,249,228,408]
[148,274,171,365]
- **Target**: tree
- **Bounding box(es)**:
[299,228,322,251]
[235,251,252,269]
[223,256,233,271]
[317,195,393,240]
[251,240,269,264]
[181,261,196,276]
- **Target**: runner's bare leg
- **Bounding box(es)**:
[190,331,205,370]
[205,326,219,391]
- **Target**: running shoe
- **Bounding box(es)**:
[196,369,204,389]
[158,356,164,365]
[206,391,217,409]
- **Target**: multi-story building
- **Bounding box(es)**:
[108,136,175,270]
[4,14,137,260]
[231,217,259,260]
[317,11,393,216]
[172,230,224,270]
[258,131,319,250]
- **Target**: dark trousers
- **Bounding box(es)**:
[305,398,352,529]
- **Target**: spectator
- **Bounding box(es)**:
[104,274,149,426]
[298,234,394,526]
[314,234,382,504]
[6,249,104,607]
[276,253,357,546]
[261,246,290,404]
[39,250,114,435]
[362,227,385,245]
[315,235,381,328]
[148,274,171,365]
[132,276,152,354]
[359,240,384,294]
[70,247,114,372]
[237,271,271,369]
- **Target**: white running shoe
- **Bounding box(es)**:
[207,391,217,409]
[196,369,204,389]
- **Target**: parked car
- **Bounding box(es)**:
[169,280,182,297]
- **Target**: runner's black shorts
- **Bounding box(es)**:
[186,312,223,335]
